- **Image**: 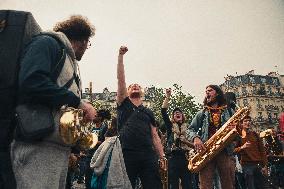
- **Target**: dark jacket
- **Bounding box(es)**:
[18,34,80,108]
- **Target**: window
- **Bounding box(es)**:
[252,86,257,94]
[250,76,255,84]
[243,99,249,106]
[242,87,247,95]
[261,77,266,84]
[257,112,263,122]
[259,85,266,95]
[268,112,272,123]
[236,100,240,107]
[267,86,272,95]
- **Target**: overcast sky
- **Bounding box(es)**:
[2,0,284,103]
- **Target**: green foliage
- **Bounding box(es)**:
[146,84,201,124]
[91,100,116,116]
[91,100,103,110]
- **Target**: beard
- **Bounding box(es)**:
[129,92,141,98]
[75,48,86,61]
[206,96,217,106]
[75,52,83,61]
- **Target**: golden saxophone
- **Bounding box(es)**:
[188,106,250,173]
[159,157,168,189]
[59,107,98,149]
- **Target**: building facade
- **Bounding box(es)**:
[82,87,152,113]
[220,71,284,132]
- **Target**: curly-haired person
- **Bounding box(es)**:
[11,15,97,189]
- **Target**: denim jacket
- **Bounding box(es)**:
[187,107,235,155]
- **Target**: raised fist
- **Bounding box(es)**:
[165,88,171,98]
[119,46,128,55]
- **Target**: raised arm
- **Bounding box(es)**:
[117,46,128,105]
[161,88,172,133]
[162,88,171,109]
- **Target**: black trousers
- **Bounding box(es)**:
[123,149,162,189]
[168,152,192,189]
[85,166,93,189]
[0,149,16,189]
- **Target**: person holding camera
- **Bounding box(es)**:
[161,88,193,189]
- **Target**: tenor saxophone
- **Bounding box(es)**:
[159,157,168,189]
[188,106,250,173]
[59,106,98,149]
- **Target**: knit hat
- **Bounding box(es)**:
[172,107,183,115]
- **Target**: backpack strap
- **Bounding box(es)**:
[51,47,66,81]
[45,35,76,90]
[48,36,79,90]
[32,33,67,82]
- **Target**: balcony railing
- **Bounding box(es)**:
[265,105,279,111]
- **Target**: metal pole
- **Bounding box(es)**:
[89,82,93,103]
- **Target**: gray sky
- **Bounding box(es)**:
[2,0,284,103]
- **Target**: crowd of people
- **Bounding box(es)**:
[0,14,284,189]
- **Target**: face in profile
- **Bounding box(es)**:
[205,86,217,105]
[74,39,89,61]
[127,84,142,98]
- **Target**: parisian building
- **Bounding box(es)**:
[220,70,284,132]
[82,87,153,112]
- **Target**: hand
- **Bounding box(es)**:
[261,166,268,176]
[241,141,251,150]
[79,101,97,121]
[159,156,167,171]
[165,88,171,98]
[70,153,77,162]
[193,137,205,152]
[119,46,128,56]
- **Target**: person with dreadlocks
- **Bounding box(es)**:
[161,88,193,189]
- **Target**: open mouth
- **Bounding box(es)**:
[206,95,213,101]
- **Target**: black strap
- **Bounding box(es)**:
[32,33,67,82]
[51,48,66,80]
[43,34,77,90]
[63,74,75,89]
[119,108,136,130]
[13,12,29,109]
[51,49,76,90]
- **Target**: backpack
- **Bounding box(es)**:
[0,10,42,148]
[0,10,66,147]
